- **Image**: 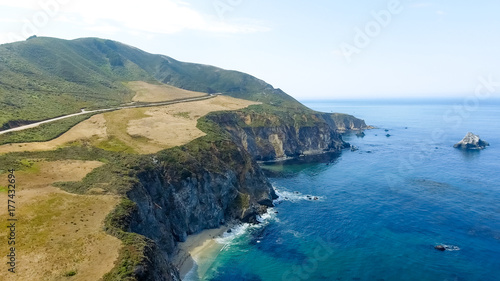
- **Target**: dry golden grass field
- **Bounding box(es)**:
[0,160,121,281]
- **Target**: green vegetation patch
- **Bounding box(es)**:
[173,111,190,119]
[105,198,137,231]
[234,192,250,210]
[63,270,77,277]
[54,162,137,195]
[19,158,41,173]
[101,234,151,281]
[95,136,137,154]
[195,114,231,142]
[102,198,153,281]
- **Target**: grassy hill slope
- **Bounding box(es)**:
[0,37,303,129]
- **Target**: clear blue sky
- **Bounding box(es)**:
[0,0,499,100]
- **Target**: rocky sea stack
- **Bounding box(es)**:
[435,245,446,251]
[454,132,489,150]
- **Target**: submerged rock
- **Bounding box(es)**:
[435,245,446,251]
[356,131,366,138]
[454,132,489,150]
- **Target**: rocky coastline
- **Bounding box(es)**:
[118,109,368,280]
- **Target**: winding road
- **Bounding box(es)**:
[0,94,217,136]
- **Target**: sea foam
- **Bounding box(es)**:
[441,244,461,251]
[273,186,325,203]
[215,209,277,246]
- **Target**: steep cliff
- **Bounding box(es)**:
[105,137,276,280]
[204,107,369,161]
[325,113,371,133]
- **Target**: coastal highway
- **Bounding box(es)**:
[0,94,217,136]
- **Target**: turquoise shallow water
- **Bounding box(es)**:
[199,99,500,281]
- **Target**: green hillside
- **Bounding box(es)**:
[0,37,304,129]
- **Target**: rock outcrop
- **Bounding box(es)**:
[454,132,489,150]
[326,113,372,133]
[205,110,368,161]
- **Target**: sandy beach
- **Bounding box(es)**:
[173,225,231,280]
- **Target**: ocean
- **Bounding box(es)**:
[192,99,500,281]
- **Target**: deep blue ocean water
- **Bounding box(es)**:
[201,99,500,281]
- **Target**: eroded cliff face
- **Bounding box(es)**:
[325,113,370,133]
[205,110,368,161]
[124,139,275,280]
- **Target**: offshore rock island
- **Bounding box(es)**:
[0,37,367,280]
[454,132,489,150]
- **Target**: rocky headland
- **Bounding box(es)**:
[205,110,369,162]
